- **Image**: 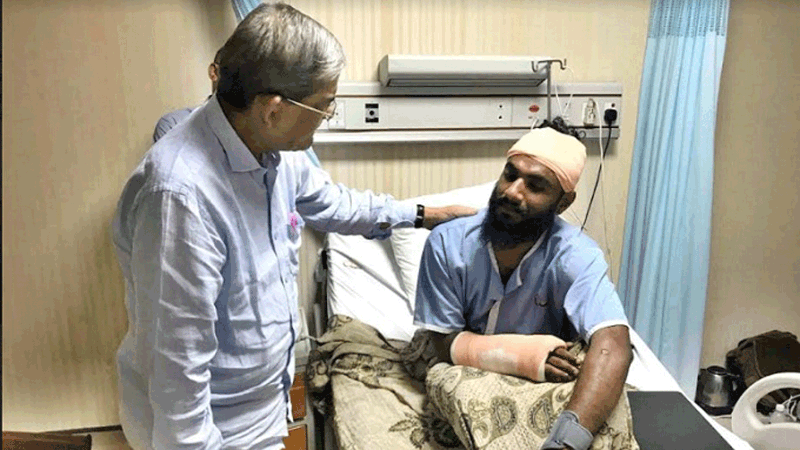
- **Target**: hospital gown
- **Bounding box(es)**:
[413,209,629,342]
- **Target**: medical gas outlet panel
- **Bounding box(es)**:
[316,82,621,144]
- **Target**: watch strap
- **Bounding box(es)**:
[539,410,593,450]
[414,204,425,228]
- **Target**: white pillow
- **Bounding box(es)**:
[390,181,496,305]
[325,232,416,341]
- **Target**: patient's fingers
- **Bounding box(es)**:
[544,363,575,383]
[551,346,580,366]
[546,352,580,378]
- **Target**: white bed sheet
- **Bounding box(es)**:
[322,182,753,450]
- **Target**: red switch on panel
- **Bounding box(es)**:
[529,104,540,113]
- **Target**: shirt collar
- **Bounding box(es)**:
[203,95,263,173]
[511,230,548,288]
[486,228,548,291]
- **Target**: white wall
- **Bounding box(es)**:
[702,0,800,367]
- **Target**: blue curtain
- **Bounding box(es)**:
[228,0,322,168]
[618,0,729,395]
[230,0,261,21]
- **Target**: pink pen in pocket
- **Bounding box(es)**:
[288,211,301,240]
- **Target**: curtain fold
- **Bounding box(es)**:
[619,0,729,395]
[228,0,323,168]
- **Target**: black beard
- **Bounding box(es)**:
[481,189,558,247]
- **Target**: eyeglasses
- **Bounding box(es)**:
[283,97,337,121]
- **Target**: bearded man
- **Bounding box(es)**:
[413,118,633,450]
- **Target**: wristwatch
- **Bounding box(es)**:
[539,410,593,450]
[414,204,425,228]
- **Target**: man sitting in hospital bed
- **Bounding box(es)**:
[413,118,633,450]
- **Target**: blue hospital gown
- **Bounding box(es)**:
[413,209,629,342]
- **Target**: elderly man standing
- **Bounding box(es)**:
[112,3,472,449]
[413,119,633,450]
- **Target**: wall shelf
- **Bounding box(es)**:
[314,127,618,145]
[313,82,622,144]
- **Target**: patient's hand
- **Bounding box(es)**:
[422,205,477,229]
[544,346,581,382]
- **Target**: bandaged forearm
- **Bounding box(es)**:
[449,331,567,382]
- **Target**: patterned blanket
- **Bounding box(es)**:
[307,315,463,450]
[307,315,639,450]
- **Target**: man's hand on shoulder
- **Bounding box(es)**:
[422,205,477,230]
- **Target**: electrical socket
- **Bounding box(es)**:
[603,102,618,125]
[364,102,379,123]
[582,99,597,126]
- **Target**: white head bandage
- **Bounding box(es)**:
[506,127,587,193]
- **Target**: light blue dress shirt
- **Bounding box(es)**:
[413,209,628,342]
[113,95,415,450]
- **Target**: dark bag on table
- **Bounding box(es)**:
[725,330,800,414]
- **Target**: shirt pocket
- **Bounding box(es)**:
[224,279,290,350]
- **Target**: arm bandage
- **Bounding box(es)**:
[450,331,567,382]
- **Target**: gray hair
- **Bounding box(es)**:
[216,2,346,110]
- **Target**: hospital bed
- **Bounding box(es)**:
[309,182,754,450]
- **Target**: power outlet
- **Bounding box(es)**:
[602,102,618,125]
[582,99,597,126]
[364,102,379,123]
[327,100,346,129]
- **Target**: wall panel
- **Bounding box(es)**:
[290,0,650,314]
[3,0,237,431]
[702,0,800,367]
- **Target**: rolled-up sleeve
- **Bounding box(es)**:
[131,188,226,449]
[291,153,416,239]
